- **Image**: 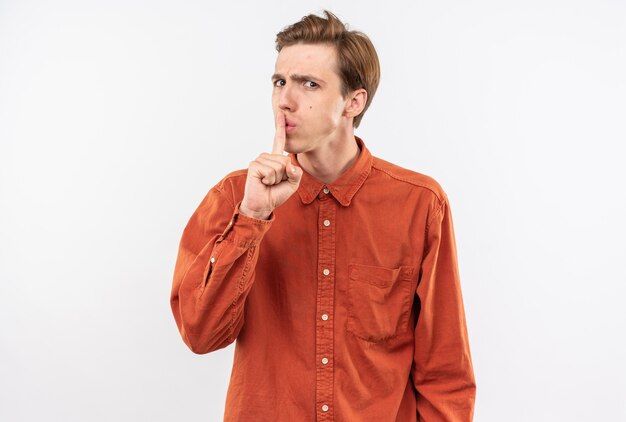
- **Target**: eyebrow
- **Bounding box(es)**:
[271,73,326,85]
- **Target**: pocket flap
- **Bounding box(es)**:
[349,264,414,288]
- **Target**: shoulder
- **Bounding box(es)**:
[197,169,248,208]
[214,169,248,192]
[370,156,448,203]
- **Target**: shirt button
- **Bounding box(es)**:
[321,314,328,321]
[322,268,330,276]
[322,405,329,412]
[210,257,215,263]
[323,187,330,194]
[322,357,329,364]
[323,219,331,227]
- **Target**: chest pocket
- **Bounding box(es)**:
[346,264,416,343]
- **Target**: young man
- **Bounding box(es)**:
[170,10,476,421]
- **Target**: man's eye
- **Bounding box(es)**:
[304,81,318,88]
[274,79,286,87]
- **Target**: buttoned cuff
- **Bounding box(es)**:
[216,201,274,248]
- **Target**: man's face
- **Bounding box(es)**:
[271,43,351,154]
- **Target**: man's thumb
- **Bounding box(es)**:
[287,164,303,186]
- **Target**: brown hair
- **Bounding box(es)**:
[275,10,380,128]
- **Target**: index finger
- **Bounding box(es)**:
[272,111,286,155]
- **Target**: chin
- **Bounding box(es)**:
[285,144,311,155]
[284,146,301,155]
[283,137,304,154]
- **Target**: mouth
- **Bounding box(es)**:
[285,118,297,133]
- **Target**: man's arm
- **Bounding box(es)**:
[412,195,476,420]
[170,111,302,354]
[170,188,273,354]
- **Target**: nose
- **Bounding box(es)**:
[278,84,296,112]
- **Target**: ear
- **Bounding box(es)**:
[343,88,368,119]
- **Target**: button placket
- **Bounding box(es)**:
[316,195,336,421]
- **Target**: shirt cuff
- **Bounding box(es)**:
[217,201,274,248]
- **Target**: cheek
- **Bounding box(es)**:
[334,100,346,115]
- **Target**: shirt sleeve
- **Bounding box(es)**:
[170,183,273,354]
[412,195,476,421]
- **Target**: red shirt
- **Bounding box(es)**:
[170,137,476,421]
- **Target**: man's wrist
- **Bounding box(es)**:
[239,203,272,220]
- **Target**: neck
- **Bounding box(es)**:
[296,130,360,185]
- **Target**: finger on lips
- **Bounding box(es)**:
[248,111,300,187]
[272,112,287,155]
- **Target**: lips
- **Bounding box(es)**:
[284,117,297,133]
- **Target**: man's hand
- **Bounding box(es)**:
[239,112,303,220]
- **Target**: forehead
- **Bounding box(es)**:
[275,43,339,81]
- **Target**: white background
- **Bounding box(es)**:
[1,1,625,421]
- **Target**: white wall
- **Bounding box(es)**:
[1,0,625,420]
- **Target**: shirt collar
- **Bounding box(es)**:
[288,136,373,207]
